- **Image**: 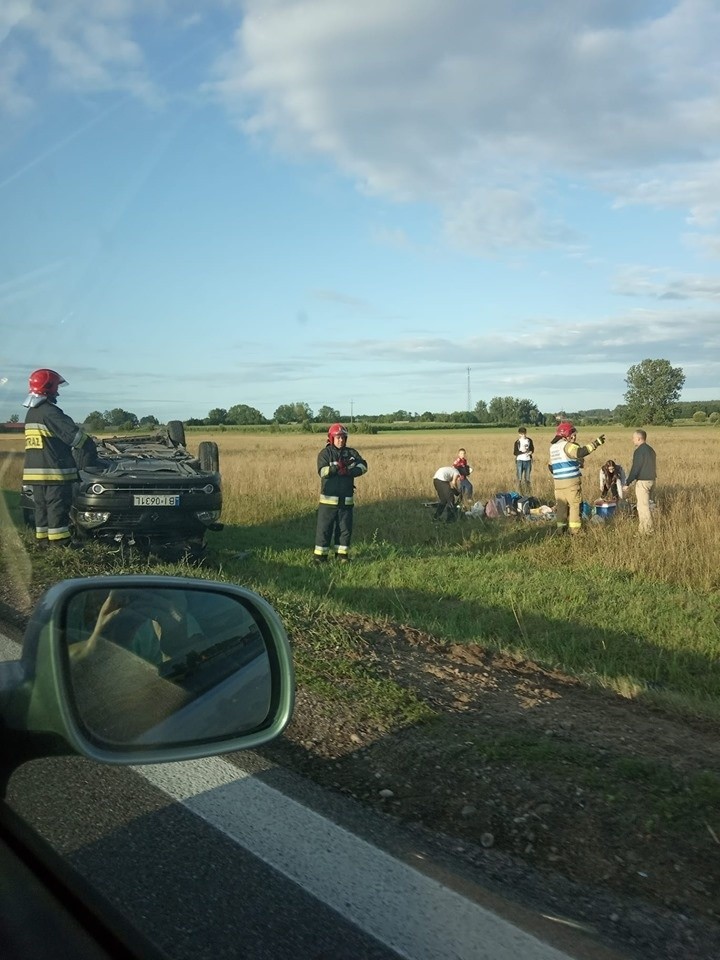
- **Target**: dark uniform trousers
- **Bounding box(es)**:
[315,498,354,557]
[32,483,74,542]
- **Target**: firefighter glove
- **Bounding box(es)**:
[595,434,606,445]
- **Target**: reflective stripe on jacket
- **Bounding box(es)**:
[549,438,581,480]
[23,401,82,484]
[317,444,367,500]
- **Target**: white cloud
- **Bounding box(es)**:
[209,0,720,249]
[613,267,720,300]
[0,0,165,112]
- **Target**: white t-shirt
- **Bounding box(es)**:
[433,466,460,482]
[516,437,532,461]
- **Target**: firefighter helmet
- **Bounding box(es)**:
[556,421,576,438]
[327,422,348,443]
[28,369,67,397]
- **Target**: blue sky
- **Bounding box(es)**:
[1,0,719,424]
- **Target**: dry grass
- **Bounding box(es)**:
[190,426,720,592]
[3,426,719,595]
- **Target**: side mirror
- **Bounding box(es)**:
[0,576,294,785]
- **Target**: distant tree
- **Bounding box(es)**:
[693,410,707,422]
[389,409,411,422]
[623,359,685,426]
[207,408,228,425]
[316,405,340,423]
[273,403,294,424]
[449,411,477,423]
[474,400,489,421]
[709,412,719,424]
[487,396,538,424]
[9,413,19,423]
[226,404,267,425]
[273,401,313,423]
[139,415,159,428]
[84,410,107,432]
[103,408,139,429]
[419,411,436,421]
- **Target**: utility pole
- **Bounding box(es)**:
[350,399,354,424]
[467,367,471,412]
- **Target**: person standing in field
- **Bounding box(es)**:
[22,368,97,547]
[452,447,474,501]
[313,423,368,563]
[623,430,657,533]
[432,466,462,522]
[548,421,605,534]
[513,427,534,490]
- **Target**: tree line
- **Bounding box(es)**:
[47,358,714,432]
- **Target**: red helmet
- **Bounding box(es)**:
[327,422,348,443]
[556,421,576,438]
[28,368,67,397]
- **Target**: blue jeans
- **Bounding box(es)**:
[516,460,532,486]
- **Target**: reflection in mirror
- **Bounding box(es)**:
[64,587,272,749]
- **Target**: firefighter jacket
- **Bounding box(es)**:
[317,444,367,505]
[549,436,603,481]
[23,400,90,484]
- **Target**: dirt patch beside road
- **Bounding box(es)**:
[261,615,720,960]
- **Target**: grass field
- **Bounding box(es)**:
[2,425,719,718]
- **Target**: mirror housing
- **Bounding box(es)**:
[0,576,295,787]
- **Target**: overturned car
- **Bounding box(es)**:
[22,421,223,556]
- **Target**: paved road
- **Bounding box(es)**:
[1,629,624,960]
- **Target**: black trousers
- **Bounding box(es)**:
[32,483,73,542]
[433,479,458,521]
[314,501,354,556]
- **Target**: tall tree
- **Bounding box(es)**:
[623,359,685,425]
[487,396,538,424]
[84,410,107,431]
[474,400,489,421]
[206,408,228,425]
[316,405,340,422]
[103,408,139,429]
[274,401,313,423]
[226,404,267,425]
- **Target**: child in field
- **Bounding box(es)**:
[452,448,474,500]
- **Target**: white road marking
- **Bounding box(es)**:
[138,758,574,960]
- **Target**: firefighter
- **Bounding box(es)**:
[313,423,368,563]
[22,369,96,547]
[548,421,605,534]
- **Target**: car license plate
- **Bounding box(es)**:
[133,494,180,507]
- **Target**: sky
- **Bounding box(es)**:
[1,0,719,424]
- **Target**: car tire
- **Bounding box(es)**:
[167,420,186,447]
[198,441,220,473]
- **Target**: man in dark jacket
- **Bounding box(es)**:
[313,423,368,563]
[623,429,657,533]
[22,368,97,547]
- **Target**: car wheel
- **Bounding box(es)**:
[167,420,186,446]
[198,441,220,473]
